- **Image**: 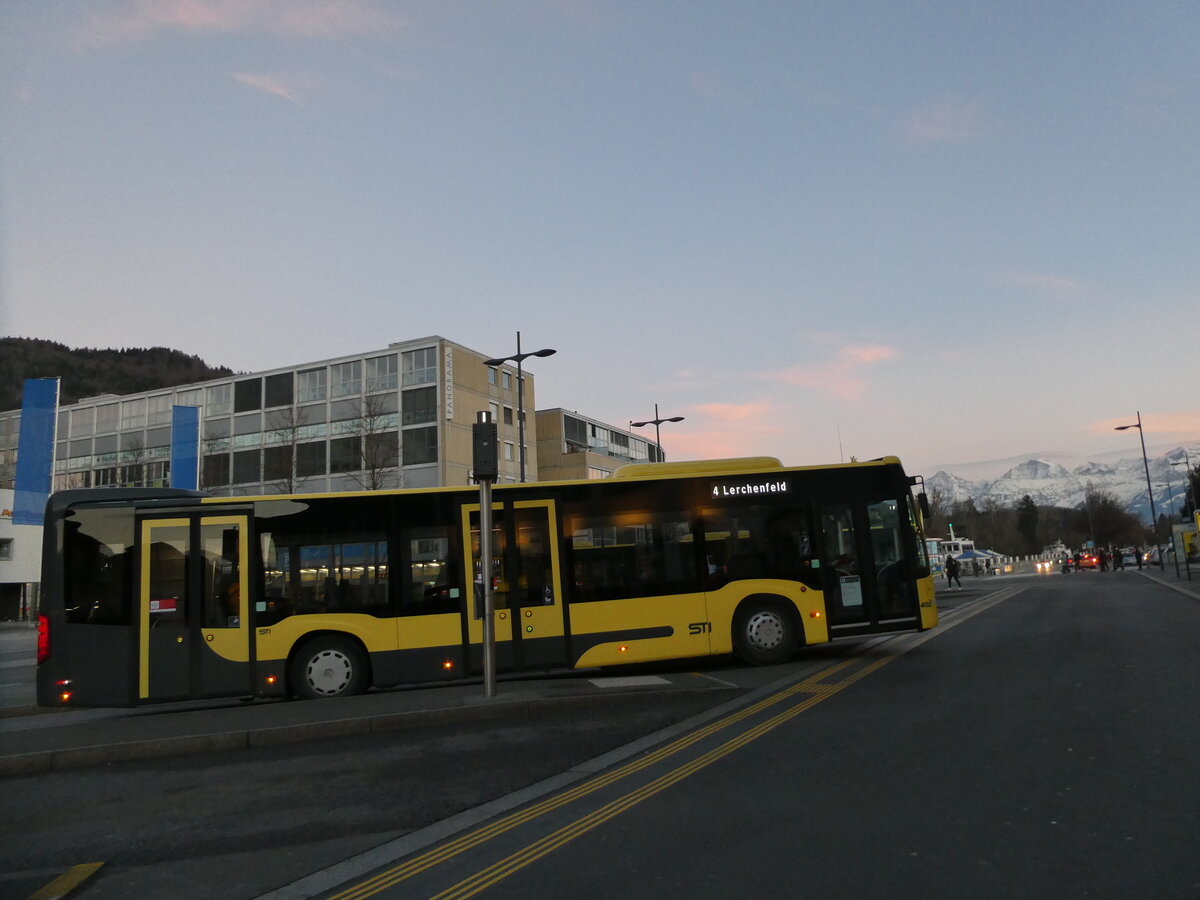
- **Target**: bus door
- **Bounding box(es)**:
[139,515,252,702]
[818,499,919,636]
[460,499,567,672]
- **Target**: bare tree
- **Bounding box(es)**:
[263,406,311,495]
[349,392,400,491]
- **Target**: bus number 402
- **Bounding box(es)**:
[688,621,712,635]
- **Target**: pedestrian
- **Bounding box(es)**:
[1135,546,1143,570]
[946,554,962,589]
[1098,548,1108,571]
[1112,547,1123,571]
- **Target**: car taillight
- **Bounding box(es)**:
[37,614,50,665]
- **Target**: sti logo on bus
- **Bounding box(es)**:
[710,479,789,498]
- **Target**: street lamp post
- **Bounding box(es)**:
[1114,411,1164,571]
[1171,451,1194,582]
[630,403,684,463]
[1171,449,1195,518]
[484,332,556,483]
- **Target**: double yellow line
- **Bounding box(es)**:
[333,653,894,900]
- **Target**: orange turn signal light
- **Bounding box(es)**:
[443,660,454,670]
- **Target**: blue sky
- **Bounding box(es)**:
[2,0,1197,474]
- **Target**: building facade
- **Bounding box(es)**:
[535,408,663,481]
[0,335,582,498]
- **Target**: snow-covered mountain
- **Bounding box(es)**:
[927,446,1197,523]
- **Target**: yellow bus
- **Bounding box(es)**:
[36,456,937,707]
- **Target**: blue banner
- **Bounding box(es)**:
[13,378,60,526]
[170,405,201,490]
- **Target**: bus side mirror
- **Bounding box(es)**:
[918,492,930,520]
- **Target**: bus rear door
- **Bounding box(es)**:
[461,499,568,672]
[139,514,252,702]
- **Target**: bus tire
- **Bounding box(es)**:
[733,599,797,666]
[290,636,369,700]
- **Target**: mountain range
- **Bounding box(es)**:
[928,446,1197,524]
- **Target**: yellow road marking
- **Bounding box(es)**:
[329,655,876,900]
[27,862,104,900]
[433,657,892,899]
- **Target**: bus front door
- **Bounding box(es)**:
[461,499,567,673]
[139,515,252,702]
[818,498,919,636]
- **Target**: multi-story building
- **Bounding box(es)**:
[0,335,581,496]
[535,408,663,481]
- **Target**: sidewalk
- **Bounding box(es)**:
[1134,561,1200,599]
[0,671,732,777]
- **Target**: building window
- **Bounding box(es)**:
[147,394,172,426]
[263,446,292,481]
[366,354,398,392]
[331,361,362,398]
[504,441,514,461]
[502,371,512,390]
[402,348,437,387]
[232,450,261,484]
[503,407,513,426]
[0,538,12,561]
[487,367,498,385]
[120,398,146,430]
[365,432,400,469]
[206,383,232,416]
[402,386,437,426]
[402,426,438,465]
[234,378,262,413]
[330,436,361,473]
[203,454,230,487]
[176,388,203,409]
[95,403,119,433]
[264,373,293,408]
[297,368,327,403]
[297,442,326,477]
[229,451,260,487]
[71,407,95,437]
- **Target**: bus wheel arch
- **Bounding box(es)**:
[288,632,372,700]
[732,594,801,665]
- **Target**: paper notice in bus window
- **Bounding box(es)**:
[839,576,863,607]
[149,598,178,613]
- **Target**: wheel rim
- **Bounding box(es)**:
[305,648,354,696]
[744,610,785,652]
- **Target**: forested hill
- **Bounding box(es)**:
[1,337,234,412]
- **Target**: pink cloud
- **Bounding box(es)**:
[80,0,402,45]
[771,343,898,403]
[655,400,784,461]
[1089,409,1200,439]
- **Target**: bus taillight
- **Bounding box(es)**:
[37,614,50,665]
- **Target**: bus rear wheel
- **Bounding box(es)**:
[733,601,796,665]
[291,637,369,700]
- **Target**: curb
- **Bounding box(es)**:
[1133,569,1200,599]
[0,685,731,777]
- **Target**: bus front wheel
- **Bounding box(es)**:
[291,636,369,700]
[733,600,796,665]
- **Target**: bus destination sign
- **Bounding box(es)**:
[710,479,789,498]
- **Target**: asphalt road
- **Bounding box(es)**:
[3,573,1198,899]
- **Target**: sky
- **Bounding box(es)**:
[2,0,1198,477]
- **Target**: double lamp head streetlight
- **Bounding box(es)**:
[631,403,685,462]
[484,332,556,483]
[1114,411,1164,570]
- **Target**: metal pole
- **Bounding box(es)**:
[517,331,526,483]
[480,476,496,698]
[653,403,662,459]
[1134,412,1165,571]
[475,410,498,699]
